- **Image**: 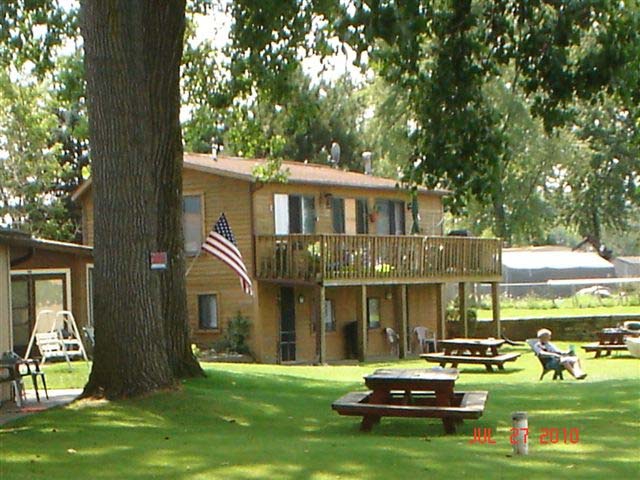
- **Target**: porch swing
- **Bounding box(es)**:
[24,310,89,367]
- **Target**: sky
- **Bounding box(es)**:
[193,5,365,85]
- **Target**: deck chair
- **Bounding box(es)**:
[526,339,564,380]
[413,326,437,353]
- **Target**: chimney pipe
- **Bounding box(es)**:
[362,151,373,175]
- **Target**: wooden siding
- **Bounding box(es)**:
[0,245,12,401]
[252,183,443,236]
[182,169,257,344]
[81,194,94,246]
[254,283,441,363]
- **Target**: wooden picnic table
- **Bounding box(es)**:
[582,328,635,358]
[421,338,520,372]
[332,367,488,434]
[440,338,506,356]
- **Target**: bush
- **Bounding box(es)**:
[219,312,252,355]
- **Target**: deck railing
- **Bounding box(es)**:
[255,234,502,283]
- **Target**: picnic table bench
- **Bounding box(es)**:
[420,338,521,372]
[582,329,633,358]
[331,368,489,434]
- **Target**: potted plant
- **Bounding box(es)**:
[368,205,379,223]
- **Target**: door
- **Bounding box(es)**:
[279,287,296,362]
[10,278,30,355]
[11,273,68,356]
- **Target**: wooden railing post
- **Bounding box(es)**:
[491,281,501,337]
[319,285,327,364]
[398,284,408,358]
[459,282,468,337]
[436,283,446,341]
[358,284,367,362]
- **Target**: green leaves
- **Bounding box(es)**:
[0,72,76,239]
[0,0,79,77]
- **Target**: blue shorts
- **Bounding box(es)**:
[544,357,562,370]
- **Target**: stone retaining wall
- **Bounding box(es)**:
[459,314,640,341]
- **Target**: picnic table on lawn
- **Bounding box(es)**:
[582,328,636,358]
[332,368,488,434]
[420,338,520,372]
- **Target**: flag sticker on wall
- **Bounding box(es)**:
[149,251,168,270]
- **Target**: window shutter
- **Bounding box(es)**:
[274,194,290,234]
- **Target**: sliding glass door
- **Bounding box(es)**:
[10,272,68,355]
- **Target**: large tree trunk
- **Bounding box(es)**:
[157,133,203,378]
[80,0,198,398]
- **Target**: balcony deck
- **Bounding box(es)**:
[255,234,502,286]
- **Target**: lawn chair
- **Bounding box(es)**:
[413,326,437,353]
[526,338,564,380]
[383,328,399,357]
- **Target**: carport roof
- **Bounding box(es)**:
[0,228,92,256]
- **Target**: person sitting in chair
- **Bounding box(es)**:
[533,328,587,380]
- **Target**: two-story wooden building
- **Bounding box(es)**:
[73,153,502,364]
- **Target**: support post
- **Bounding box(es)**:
[319,285,327,364]
[398,284,408,358]
[436,283,446,341]
[459,282,468,337]
[491,282,501,337]
[357,284,368,362]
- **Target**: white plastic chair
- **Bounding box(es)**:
[413,326,437,353]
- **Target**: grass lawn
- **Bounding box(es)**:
[477,305,640,319]
[1,344,639,480]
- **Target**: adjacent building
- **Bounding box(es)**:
[501,246,616,297]
[0,229,93,358]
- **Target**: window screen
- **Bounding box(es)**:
[183,195,203,254]
[198,294,218,330]
[332,197,345,233]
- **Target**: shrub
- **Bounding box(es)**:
[221,312,252,355]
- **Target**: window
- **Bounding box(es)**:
[367,298,381,329]
[273,194,316,234]
[324,299,336,331]
[183,195,203,254]
[332,197,345,233]
[356,198,368,234]
[375,199,405,235]
[198,294,218,330]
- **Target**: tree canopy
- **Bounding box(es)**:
[1,0,638,249]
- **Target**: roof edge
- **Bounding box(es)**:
[70,155,450,201]
[0,229,93,256]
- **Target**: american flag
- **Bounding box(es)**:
[202,213,253,295]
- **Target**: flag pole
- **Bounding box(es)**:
[185,249,201,277]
